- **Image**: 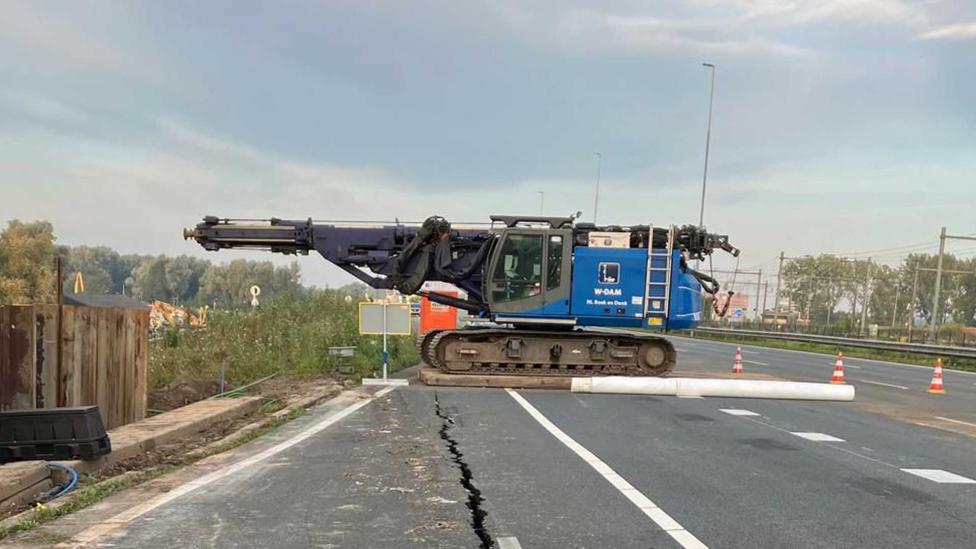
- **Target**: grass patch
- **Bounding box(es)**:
[682,331,976,373]
[200,408,305,458]
[150,291,419,390]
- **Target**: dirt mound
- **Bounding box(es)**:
[148,377,224,411]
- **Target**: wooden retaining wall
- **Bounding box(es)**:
[0,305,148,429]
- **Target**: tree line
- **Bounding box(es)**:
[0,219,304,307]
[780,253,976,329]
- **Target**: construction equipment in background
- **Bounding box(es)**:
[150,300,208,334]
[72,272,85,294]
[185,214,739,378]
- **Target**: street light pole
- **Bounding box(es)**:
[929,227,946,341]
[593,152,602,224]
[699,62,716,228]
[537,191,544,215]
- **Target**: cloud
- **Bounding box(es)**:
[714,0,927,26]
[0,1,126,68]
[0,91,90,122]
[557,9,808,56]
[918,22,976,40]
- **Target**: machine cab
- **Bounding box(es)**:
[483,217,574,319]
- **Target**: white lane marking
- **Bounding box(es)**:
[506,389,707,549]
[935,416,976,428]
[902,469,976,484]
[677,395,704,399]
[736,415,898,469]
[719,408,759,416]
[857,379,908,390]
[791,432,846,442]
[675,347,690,352]
[741,350,760,355]
[842,364,861,369]
[743,360,769,366]
[670,335,976,376]
[65,387,398,547]
[497,536,523,549]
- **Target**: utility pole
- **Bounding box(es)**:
[774,251,785,321]
[761,281,769,322]
[699,63,716,228]
[908,266,919,341]
[859,258,872,337]
[537,191,545,215]
[593,152,602,224]
[891,286,899,328]
[929,227,946,341]
[755,269,762,320]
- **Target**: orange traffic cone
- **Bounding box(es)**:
[928,358,946,394]
[732,346,744,374]
[830,353,846,384]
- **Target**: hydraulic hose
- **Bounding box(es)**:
[36,462,78,504]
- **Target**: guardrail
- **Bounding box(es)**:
[690,327,976,360]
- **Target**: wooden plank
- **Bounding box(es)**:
[134,310,148,421]
[96,308,113,428]
[418,367,572,390]
[60,306,80,406]
[123,310,135,424]
[39,305,59,408]
[9,306,36,409]
[80,307,97,406]
[113,310,125,428]
[0,461,49,502]
[0,307,10,410]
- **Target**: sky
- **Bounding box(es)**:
[1,0,974,293]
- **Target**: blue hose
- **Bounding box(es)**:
[43,462,78,502]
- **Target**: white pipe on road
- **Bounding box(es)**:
[571,377,855,401]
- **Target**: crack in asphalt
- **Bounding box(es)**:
[434,392,494,549]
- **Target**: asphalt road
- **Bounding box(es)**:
[15,340,976,548]
[671,335,976,434]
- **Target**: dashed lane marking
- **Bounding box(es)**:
[720,404,976,486]
[791,432,846,442]
[677,395,705,399]
[507,389,708,549]
[743,360,769,366]
[857,379,908,390]
[902,469,976,484]
[63,386,399,548]
[719,409,760,416]
[497,536,523,549]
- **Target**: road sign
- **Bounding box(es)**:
[358,303,411,335]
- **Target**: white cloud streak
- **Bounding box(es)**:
[0,1,126,68]
[918,22,976,40]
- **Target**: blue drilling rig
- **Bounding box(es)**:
[185,214,738,377]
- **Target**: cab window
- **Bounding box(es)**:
[547,235,563,290]
[492,234,543,302]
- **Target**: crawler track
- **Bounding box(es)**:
[419,328,676,377]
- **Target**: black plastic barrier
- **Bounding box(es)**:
[0,406,112,463]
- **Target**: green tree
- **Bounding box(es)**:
[0,220,57,304]
[61,245,116,294]
[132,256,172,302]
